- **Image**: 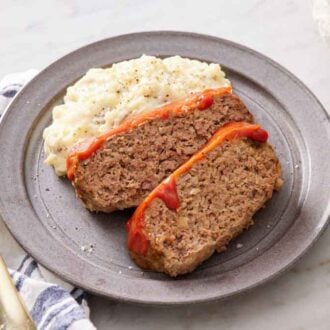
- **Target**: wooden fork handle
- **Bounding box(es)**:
[0,256,35,329]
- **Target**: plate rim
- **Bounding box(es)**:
[0,31,329,305]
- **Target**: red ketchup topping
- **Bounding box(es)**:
[66,87,232,181]
[248,128,268,143]
[197,93,214,110]
[152,177,180,210]
[126,122,269,256]
[126,177,180,255]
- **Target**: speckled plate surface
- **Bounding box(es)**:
[0,32,329,304]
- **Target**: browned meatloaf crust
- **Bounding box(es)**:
[69,88,253,212]
[127,122,282,277]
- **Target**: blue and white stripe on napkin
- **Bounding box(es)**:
[0,71,96,330]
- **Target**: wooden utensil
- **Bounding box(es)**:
[0,256,35,329]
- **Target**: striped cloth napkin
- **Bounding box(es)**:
[0,71,96,330]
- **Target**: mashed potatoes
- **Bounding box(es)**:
[43,55,230,175]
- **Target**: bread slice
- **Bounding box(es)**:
[67,88,254,212]
[127,122,283,277]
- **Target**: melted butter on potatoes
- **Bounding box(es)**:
[43,55,230,176]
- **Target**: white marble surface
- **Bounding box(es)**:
[1,0,330,329]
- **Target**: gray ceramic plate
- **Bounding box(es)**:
[0,32,329,305]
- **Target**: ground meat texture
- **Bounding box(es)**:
[129,139,282,277]
[73,93,253,212]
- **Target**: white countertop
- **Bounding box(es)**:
[1,0,330,329]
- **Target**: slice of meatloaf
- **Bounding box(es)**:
[67,87,254,212]
[127,122,283,277]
